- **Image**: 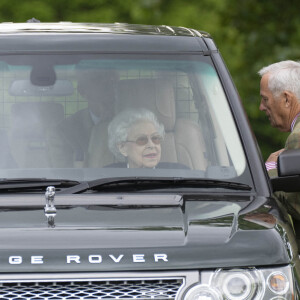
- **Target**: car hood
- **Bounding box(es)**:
[0,193,289,272]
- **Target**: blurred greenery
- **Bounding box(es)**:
[1,0,298,160]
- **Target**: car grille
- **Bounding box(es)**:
[0,278,184,300]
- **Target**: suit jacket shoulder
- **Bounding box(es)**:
[285,117,300,150]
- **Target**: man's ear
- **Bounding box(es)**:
[283,91,295,107]
[118,143,128,157]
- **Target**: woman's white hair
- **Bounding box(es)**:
[108,108,165,161]
[258,60,300,100]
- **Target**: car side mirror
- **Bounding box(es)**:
[271,149,300,192]
[278,149,300,176]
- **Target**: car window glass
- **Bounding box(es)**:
[0,54,251,186]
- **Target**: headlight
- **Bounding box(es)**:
[184,284,222,300]
[183,266,294,300]
[211,269,264,299]
[267,272,289,295]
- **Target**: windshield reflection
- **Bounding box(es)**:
[0,55,250,186]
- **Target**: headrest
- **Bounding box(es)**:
[11,102,64,137]
[115,78,176,131]
[77,69,119,97]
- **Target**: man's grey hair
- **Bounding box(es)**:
[108,108,165,161]
[258,60,300,99]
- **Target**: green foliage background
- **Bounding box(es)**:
[1,0,298,160]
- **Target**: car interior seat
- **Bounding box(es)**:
[0,130,17,169]
[113,78,208,170]
[8,102,64,168]
[84,119,116,168]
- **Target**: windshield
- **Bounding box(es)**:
[0,54,251,187]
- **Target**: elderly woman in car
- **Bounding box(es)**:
[108,108,189,169]
[108,108,165,168]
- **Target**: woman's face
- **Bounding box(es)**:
[119,120,162,168]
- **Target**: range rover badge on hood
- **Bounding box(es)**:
[44,186,56,228]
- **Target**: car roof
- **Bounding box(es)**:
[0,22,210,37]
[0,22,212,53]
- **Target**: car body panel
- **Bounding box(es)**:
[0,193,291,272]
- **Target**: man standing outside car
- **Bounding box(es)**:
[258,60,300,220]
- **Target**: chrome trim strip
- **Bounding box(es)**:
[0,270,199,282]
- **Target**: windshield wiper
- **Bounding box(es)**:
[59,177,252,194]
[0,178,80,191]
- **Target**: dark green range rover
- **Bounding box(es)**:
[0,21,298,299]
